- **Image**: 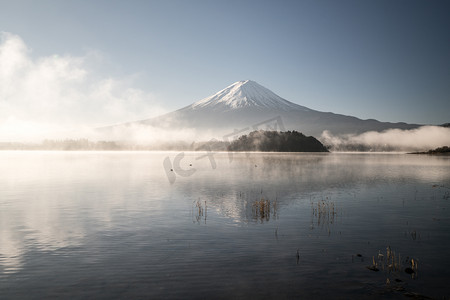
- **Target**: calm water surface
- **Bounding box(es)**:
[0,151,449,299]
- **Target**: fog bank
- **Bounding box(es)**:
[320,126,450,152]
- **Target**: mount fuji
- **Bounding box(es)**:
[125,80,420,138]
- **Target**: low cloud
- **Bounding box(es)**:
[99,123,214,145]
[0,32,167,142]
[321,126,450,152]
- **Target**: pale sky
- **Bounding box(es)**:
[0,0,449,140]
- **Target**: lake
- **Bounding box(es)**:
[1,151,449,299]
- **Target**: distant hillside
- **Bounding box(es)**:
[227,130,328,152]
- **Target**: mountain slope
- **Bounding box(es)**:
[136,80,420,138]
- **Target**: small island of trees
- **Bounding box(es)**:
[227,130,329,152]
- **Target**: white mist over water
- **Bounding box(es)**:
[1,152,450,298]
[321,126,450,152]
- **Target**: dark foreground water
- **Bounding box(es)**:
[0,151,449,299]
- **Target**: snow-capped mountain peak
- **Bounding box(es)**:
[190,80,310,112]
[115,79,420,139]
